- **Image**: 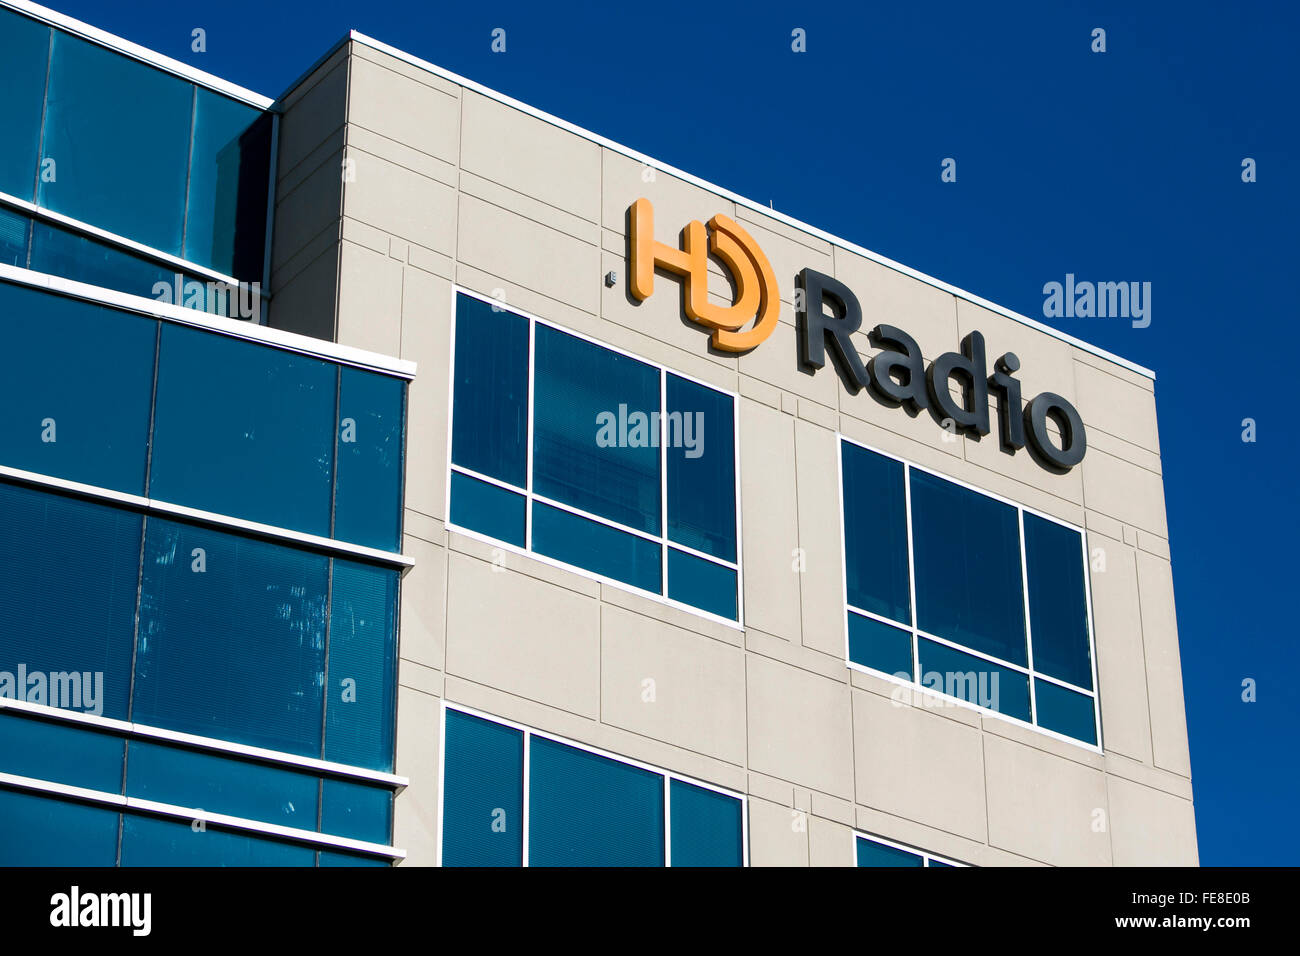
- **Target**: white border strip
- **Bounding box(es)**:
[1,0,273,109]
[349,30,1154,381]
[0,697,407,789]
[0,262,416,379]
[0,771,405,860]
[0,463,414,570]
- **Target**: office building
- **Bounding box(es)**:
[0,0,1196,866]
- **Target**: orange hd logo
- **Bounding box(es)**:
[627,197,779,352]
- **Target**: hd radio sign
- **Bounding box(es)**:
[628,198,1086,472]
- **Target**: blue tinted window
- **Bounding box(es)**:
[666,548,737,620]
[125,741,318,831]
[670,779,743,867]
[184,90,269,277]
[530,734,665,867]
[0,282,156,494]
[0,207,29,266]
[842,443,911,625]
[321,777,392,844]
[0,789,118,866]
[918,638,1031,722]
[857,836,924,867]
[449,471,526,547]
[4,212,222,308]
[324,561,397,772]
[0,712,124,794]
[335,368,405,551]
[150,323,336,536]
[0,483,140,720]
[0,10,49,200]
[442,709,524,867]
[319,851,390,867]
[133,518,328,757]
[665,375,736,562]
[533,324,660,534]
[532,502,661,594]
[30,221,177,301]
[911,470,1026,665]
[451,294,528,487]
[848,612,913,679]
[1024,514,1092,689]
[120,814,315,867]
[39,32,192,254]
[450,303,739,619]
[1034,679,1098,745]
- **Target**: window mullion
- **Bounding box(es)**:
[525,315,535,551]
[660,367,668,598]
[1018,508,1038,726]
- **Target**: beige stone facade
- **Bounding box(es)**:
[269,35,1195,867]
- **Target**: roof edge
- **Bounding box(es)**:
[348,29,1155,382]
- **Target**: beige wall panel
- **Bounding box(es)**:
[1074,361,1161,454]
[346,149,457,257]
[1136,551,1192,777]
[984,734,1112,866]
[336,240,403,357]
[1088,534,1154,764]
[445,553,601,718]
[1108,776,1198,865]
[399,534,447,673]
[394,685,441,866]
[853,689,988,842]
[794,419,848,659]
[748,796,809,866]
[399,268,453,520]
[746,654,854,800]
[349,53,460,166]
[457,193,600,315]
[599,605,746,765]
[738,400,802,640]
[1081,447,1168,538]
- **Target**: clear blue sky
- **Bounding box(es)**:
[51,0,1297,864]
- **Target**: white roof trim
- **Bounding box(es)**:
[349,29,1155,381]
[1,0,274,109]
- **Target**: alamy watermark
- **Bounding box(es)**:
[595,404,705,459]
[0,664,104,715]
[50,886,151,936]
[1042,274,1151,328]
[153,273,261,321]
[889,668,1000,711]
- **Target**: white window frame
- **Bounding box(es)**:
[853,831,968,868]
[445,286,744,629]
[837,434,1103,754]
[436,701,749,867]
